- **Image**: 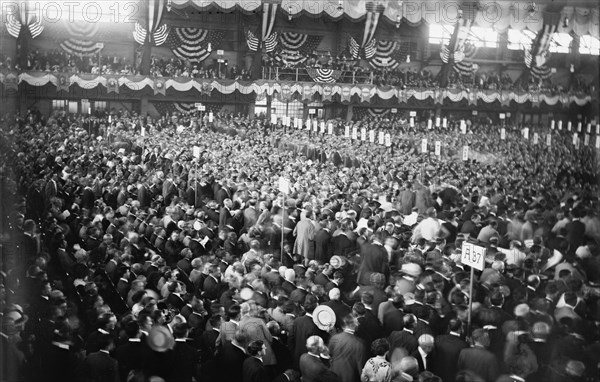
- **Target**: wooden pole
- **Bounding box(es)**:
[281,193,285,259]
[467,265,474,336]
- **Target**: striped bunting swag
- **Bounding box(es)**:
[60,39,103,56]
[369,41,398,69]
[167,28,225,62]
[348,35,360,59]
[363,38,377,59]
[279,33,323,66]
[64,21,99,39]
[5,14,22,38]
[306,68,342,84]
[264,32,278,53]
[133,22,148,45]
[261,1,279,47]
[247,30,260,52]
[153,102,224,116]
[132,0,169,46]
[5,11,43,39]
[453,61,475,76]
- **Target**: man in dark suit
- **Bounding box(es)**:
[218,331,249,382]
[565,209,586,254]
[299,336,340,382]
[388,314,419,355]
[410,334,434,373]
[243,340,268,382]
[356,233,389,286]
[323,288,351,330]
[114,320,143,382]
[80,333,119,382]
[243,199,259,231]
[314,219,333,264]
[137,181,152,208]
[170,323,199,382]
[202,263,223,301]
[457,329,500,382]
[289,295,328,369]
[354,298,384,349]
[289,278,309,305]
[431,319,468,382]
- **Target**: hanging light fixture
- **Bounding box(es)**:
[337,0,343,11]
[396,14,401,28]
[406,55,410,63]
[288,5,293,21]
[167,0,172,12]
[563,17,569,28]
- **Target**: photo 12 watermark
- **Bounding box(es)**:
[1,1,141,24]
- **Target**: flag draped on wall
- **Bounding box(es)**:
[261,0,280,52]
[525,11,560,80]
[4,7,43,39]
[166,28,225,62]
[353,107,390,120]
[132,0,169,46]
[278,33,323,66]
[439,5,478,88]
[59,21,102,56]
[362,2,384,49]
[246,30,260,52]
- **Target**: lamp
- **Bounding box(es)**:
[563,17,569,28]
[337,0,343,11]
[396,14,401,28]
[167,0,172,12]
[288,5,292,21]
[458,9,463,19]
[406,55,410,63]
[207,43,212,53]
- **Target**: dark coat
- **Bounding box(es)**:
[356,242,389,286]
[242,357,267,382]
[218,342,247,382]
[314,228,333,264]
[81,351,119,382]
[289,315,328,369]
[355,310,385,350]
[457,346,500,382]
[431,334,468,382]
[170,340,199,382]
[114,340,143,382]
[299,353,340,382]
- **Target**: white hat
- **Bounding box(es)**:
[312,305,336,331]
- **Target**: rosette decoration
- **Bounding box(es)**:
[59,21,102,56]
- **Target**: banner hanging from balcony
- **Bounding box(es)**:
[166,27,225,62]
[306,69,342,84]
[9,72,593,107]
[361,1,385,53]
[132,0,169,46]
[4,6,43,39]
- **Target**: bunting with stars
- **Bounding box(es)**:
[166,27,225,62]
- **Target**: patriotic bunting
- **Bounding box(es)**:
[153,102,224,116]
[132,0,169,46]
[5,10,43,39]
[264,32,279,53]
[8,73,593,107]
[348,35,360,59]
[59,39,103,56]
[306,69,342,84]
[368,40,413,69]
[525,11,560,80]
[246,30,260,52]
[279,33,323,66]
[167,28,225,62]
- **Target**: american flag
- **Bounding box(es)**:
[264,32,278,53]
[348,35,360,59]
[246,30,260,52]
[167,28,225,62]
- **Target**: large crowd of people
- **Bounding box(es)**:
[0,105,599,382]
